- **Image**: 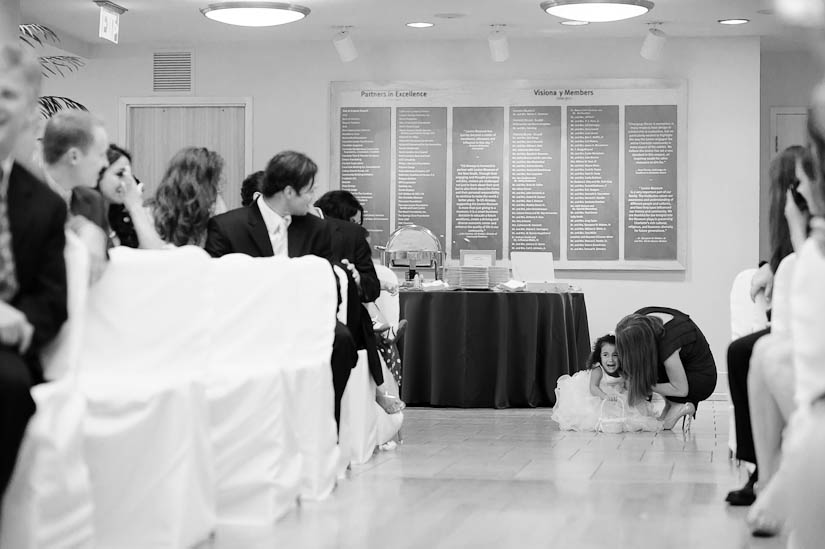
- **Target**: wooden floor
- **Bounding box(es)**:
[214,404,785,549]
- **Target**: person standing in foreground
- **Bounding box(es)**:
[0,43,68,500]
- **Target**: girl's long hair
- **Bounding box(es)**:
[588,333,617,370]
[615,314,664,405]
[768,145,812,273]
[152,147,223,246]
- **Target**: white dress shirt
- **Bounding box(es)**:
[257,197,291,257]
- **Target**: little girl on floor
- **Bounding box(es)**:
[552,334,661,432]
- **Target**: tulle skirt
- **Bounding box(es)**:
[551,370,662,432]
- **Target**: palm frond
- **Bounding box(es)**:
[38,96,87,119]
[18,24,60,47]
[39,55,85,78]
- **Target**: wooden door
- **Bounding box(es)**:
[126,105,246,210]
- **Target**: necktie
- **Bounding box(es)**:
[271,214,291,257]
[0,165,19,302]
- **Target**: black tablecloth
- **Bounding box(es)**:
[399,290,591,408]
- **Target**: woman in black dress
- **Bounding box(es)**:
[615,306,717,430]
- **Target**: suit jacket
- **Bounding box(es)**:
[8,162,68,378]
[205,202,333,261]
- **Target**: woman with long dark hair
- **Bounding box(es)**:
[95,144,165,249]
[152,147,226,247]
[616,307,717,431]
[724,145,812,508]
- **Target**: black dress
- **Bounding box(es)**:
[635,306,717,409]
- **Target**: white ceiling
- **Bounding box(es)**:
[20,0,809,54]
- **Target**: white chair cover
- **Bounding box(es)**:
[78,246,215,548]
[729,267,768,341]
[374,264,400,328]
[1,231,95,549]
[205,254,337,515]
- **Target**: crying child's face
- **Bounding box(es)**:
[601,344,619,373]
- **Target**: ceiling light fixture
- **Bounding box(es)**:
[200,2,310,27]
[560,20,590,26]
[488,25,509,63]
[640,23,666,60]
[406,22,434,28]
[717,18,749,25]
[540,0,654,23]
[333,27,358,63]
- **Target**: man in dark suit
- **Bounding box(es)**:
[205,151,357,427]
[0,44,68,499]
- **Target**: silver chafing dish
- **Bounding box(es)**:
[381,224,445,280]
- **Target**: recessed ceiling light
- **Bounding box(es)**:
[560,20,589,26]
[200,2,310,27]
[718,18,749,25]
[406,22,434,28]
[540,0,654,23]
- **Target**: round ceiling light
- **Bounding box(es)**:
[717,18,749,25]
[406,22,435,28]
[540,0,654,23]
[200,2,310,27]
[560,20,590,26]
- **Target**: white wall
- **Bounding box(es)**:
[759,49,823,260]
[46,36,761,378]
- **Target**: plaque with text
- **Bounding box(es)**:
[396,107,448,250]
[567,106,620,260]
[509,106,562,255]
[340,107,391,251]
[451,107,504,259]
[625,105,678,260]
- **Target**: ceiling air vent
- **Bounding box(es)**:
[153,51,193,93]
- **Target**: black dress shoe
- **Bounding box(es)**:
[726,469,757,506]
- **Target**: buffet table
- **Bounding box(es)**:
[399,290,591,408]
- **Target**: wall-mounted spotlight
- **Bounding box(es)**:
[640,23,666,61]
[333,27,358,63]
[488,24,509,62]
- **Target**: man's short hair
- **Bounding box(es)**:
[240,170,264,206]
[262,151,317,197]
[0,43,42,100]
[42,110,102,165]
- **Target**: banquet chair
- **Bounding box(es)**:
[728,267,769,459]
[77,246,216,549]
[206,254,339,511]
[0,231,94,549]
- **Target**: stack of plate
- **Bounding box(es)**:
[443,266,461,287]
[488,267,510,287]
[459,266,489,289]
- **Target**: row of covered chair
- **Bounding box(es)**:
[1,236,401,548]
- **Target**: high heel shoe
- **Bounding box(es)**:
[662,402,695,431]
[376,392,406,414]
[747,506,782,537]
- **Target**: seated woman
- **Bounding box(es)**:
[745,112,825,539]
[150,147,227,247]
[725,145,802,507]
[615,307,717,430]
[95,144,165,249]
[314,189,405,414]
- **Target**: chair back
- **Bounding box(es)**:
[730,267,768,341]
[41,230,91,381]
[373,264,400,328]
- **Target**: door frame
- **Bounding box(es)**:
[118,96,254,177]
